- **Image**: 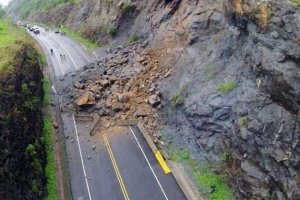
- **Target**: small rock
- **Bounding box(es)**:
[87,156,91,159]
[74,81,84,89]
[116,93,130,103]
[271,31,279,39]
[105,123,111,128]
[136,54,146,63]
[135,105,150,117]
[53,121,59,129]
[92,145,96,150]
[164,70,171,78]
[99,79,110,87]
[109,76,119,83]
[148,94,161,107]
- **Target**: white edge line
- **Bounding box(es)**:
[51,85,57,94]
[53,52,66,75]
[49,34,80,70]
[72,115,93,200]
[65,36,91,62]
[129,126,169,200]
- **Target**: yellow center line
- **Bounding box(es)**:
[103,134,130,200]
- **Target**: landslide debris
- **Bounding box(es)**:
[61,40,167,137]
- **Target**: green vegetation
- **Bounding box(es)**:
[26,144,43,174]
[59,26,99,51]
[167,145,234,200]
[216,81,237,93]
[239,116,248,127]
[196,166,234,200]
[0,18,57,199]
[107,24,117,36]
[121,2,133,13]
[38,52,47,65]
[170,94,184,108]
[106,0,113,4]
[127,34,139,43]
[221,152,230,163]
[43,117,57,200]
[0,19,33,74]
[0,5,5,18]
[26,143,44,195]
[21,82,41,110]
[206,63,218,80]
[41,52,57,199]
[7,0,76,19]
[168,146,191,162]
[43,77,51,104]
[290,0,300,5]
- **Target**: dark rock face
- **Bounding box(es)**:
[160,1,300,199]
[0,45,46,200]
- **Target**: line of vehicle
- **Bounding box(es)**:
[72,115,93,200]
[48,34,80,70]
[103,133,130,200]
[129,126,169,200]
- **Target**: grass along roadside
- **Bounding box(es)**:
[59,26,99,51]
[0,19,33,74]
[43,116,57,200]
[42,77,51,104]
[167,145,234,200]
[40,45,57,199]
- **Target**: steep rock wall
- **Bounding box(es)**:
[0,44,46,200]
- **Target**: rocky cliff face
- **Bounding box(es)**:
[0,44,46,200]
[14,0,300,199]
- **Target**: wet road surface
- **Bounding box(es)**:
[31,27,186,200]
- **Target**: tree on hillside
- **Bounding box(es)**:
[0,5,6,18]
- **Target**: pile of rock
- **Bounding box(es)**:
[63,40,164,137]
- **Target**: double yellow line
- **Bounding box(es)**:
[103,134,130,200]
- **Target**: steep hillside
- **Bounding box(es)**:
[0,20,46,200]
[7,0,75,19]
[7,0,300,199]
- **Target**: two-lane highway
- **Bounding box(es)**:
[31,27,186,200]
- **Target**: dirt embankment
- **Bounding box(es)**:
[15,0,300,199]
[0,43,46,200]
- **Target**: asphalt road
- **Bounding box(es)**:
[31,27,186,200]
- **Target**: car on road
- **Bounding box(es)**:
[28,26,34,31]
[33,29,40,35]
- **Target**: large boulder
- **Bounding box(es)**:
[75,91,96,106]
